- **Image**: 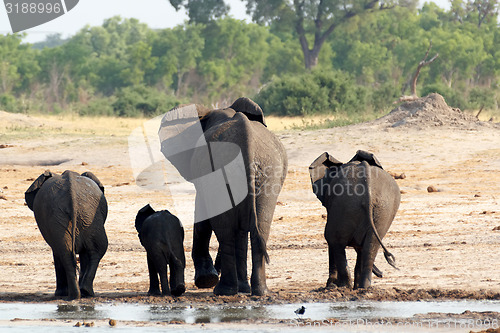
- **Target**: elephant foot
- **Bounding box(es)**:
[54,288,68,297]
[194,261,219,289]
[213,282,238,296]
[80,287,95,298]
[326,277,351,289]
[171,284,186,297]
[238,280,251,293]
[354,279,372,290]
[148,288,162,296]
[66,291,81,301]
[251,285,268,296]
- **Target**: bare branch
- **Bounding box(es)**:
[395,40,439,103]
[410,41,439,96]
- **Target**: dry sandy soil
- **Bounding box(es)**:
[0,94,499,327]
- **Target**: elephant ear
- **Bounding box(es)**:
[349,150,384,169]
[159,104,209,182]
[135,204,156,233]
[81,171,105,194]
[25,170,53,211]
[309,152,343,206]
[230,97,266,127]
[309,152,343,184]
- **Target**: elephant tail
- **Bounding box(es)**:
[250,199,270,264]
[249,160,270,265]
[67,173,79,273]
[363,161,398,270]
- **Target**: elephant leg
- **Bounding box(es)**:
[355,234,380,289]
[236,230,250,293]
[354,248,363,289]
[53,254,68,297]
[146,254,161,296]
[169,260,186,297]
[78,231,107,297]
[60,252,80,300]
[213,231,238,296]
[79,252,103,297]
[250,239,266,296]
[78,251,90,293]
[331,244,351,288]
[214,250,221,274]
[156,255,170,296]
[326,244,339,289]
[192,219,218,289]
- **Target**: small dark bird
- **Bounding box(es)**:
[294,306,306,316]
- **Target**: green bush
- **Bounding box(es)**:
[372,82,400,111]
[468,88,496,110]
[0,93,23,113]
[254,69,368,116]
[78,97,116,116]
[421,83,468,110]
[112,85,185,117]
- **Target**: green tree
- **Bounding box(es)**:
[151,24,205,96]
[0,33,40,94]
[244,0,415,69]
[167,0,229,23]
[197,18,271,102]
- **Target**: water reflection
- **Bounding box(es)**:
[52,303,105,321]
[146,304,272,323]
[0,300,498,324]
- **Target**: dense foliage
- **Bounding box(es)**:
[0,2,499,117]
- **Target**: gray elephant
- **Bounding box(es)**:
[135,204,186,296]
[159,97,288,296]
[309,150,400,289]
[25,170,108,300]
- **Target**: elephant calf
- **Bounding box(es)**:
[135,204,186,296]
[25,170,108,300]
[309,150,400,289]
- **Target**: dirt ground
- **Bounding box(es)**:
[0,95,499,313]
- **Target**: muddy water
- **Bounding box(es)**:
[0,300,499,332]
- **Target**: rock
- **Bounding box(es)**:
[427,186,438,192]
[389,171,407,179]
[109,319,117,326]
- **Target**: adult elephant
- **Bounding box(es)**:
[309,150,400,289]
[25,170,108,300]
[159,97,287,296]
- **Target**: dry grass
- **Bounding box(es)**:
[465,109,500,123]
[0,112,147,139]
[2,108,496,140]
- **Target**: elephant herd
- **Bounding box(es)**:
[24,97,401,300]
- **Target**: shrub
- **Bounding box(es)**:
[78,97,116,116]
[421,83,468,110]
[112,85,185,117]
[0,93,23,113]
[254,69,368,116]
[372,82,400,111]
[468,87,496,110]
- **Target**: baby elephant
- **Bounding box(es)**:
[25,170,108,300]
[309,150,400,289]
[135,204,186,296]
